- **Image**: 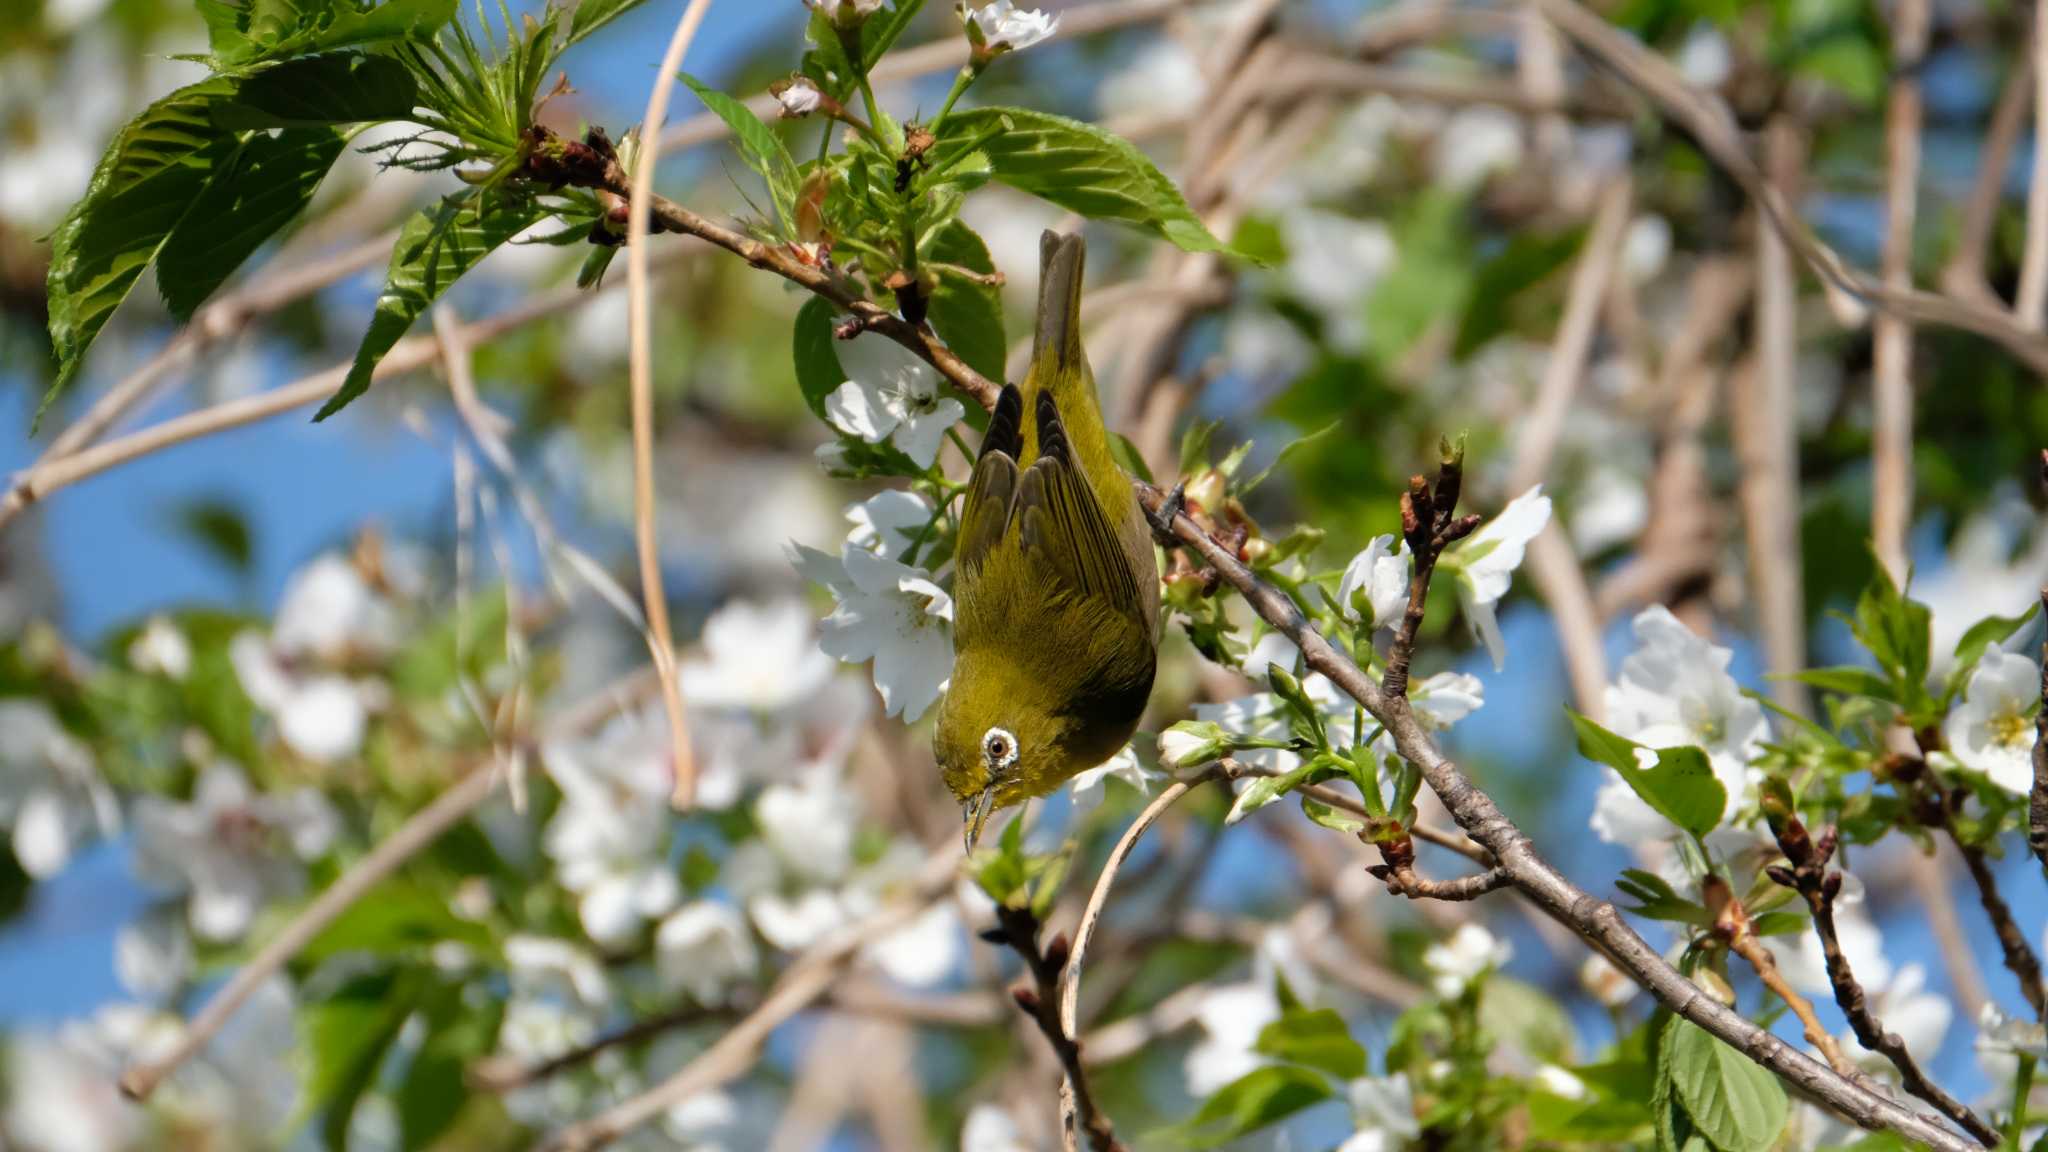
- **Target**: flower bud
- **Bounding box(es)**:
[1158,720,1227,769]
[772,77,823,119]
[1185,469,1226,518]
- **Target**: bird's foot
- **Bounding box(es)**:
[1147,480,1187,547]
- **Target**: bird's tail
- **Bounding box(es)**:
[1032,230,1086,376]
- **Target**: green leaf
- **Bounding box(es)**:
[304,970,419,1148]
[1785,666,1896,702]
[924,220,1006,387]
[172,497,255,574]
[212,52,419,128]
[1366,191,1471,366]
[399,981,502,1150]
[859,0,925,66]
[1615,868,1711,925]
[215,0,456,67]
[1454,224,1587,357]
[679,71,797,227]
[564,0,652,46]
[940,107,1233,255]
[1301,794,1365,834]
[1850,564,1932,707]
[793,295,847,418]
[157,126,348,320]
[1161,1064,1332,1148]
[1253,1008,1366,1079]
[1946,603,2041,701]
[1109,431,1154,483]
[1569,711,1726,841]
[1662,1019,1789,1152]
[297,881,494,966]
[1237,421,1338,495]
[43,79,239,416]
[318,190,543,419]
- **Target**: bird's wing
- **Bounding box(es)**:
[957,386,1022,578]
[1015,392,1144,621]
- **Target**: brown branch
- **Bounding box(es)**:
[470,1003,735,1094]
[1703,874,1855,1078]
[542,120,1984,1152]
[1529,0,2048,377]
[1763,802,2000,1146]
[1946,53,2032,303]
[1871,0,1928,583]
[2032,582,2048,877]
[2023,2,2048,326]
[1953,830,2047,1023]
[1368,845,1510,902]
[988,906,1125,1152]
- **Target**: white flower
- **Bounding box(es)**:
[1280,209,1396,351]
[1445,486,1552,670]
[847,490,934,558]
[1579,952,1636,1008]
[750,888,850,951]
[776,79,823,118]
[963,0,1058,53]
[1422,922,1510,999]
[658,902,759,1003]
[133,763,337,942]
[272,552,396,661]
[542,720,681,948]
[0,699,115,879]
[4,1022,144,1152]
[1842,964,1948,1065]
[1676,21,1733,88]
[756,766,859,883]
[1978,1001,2048,1088]
[824,335,966,468]
[681,598,834,713]
[962,1103,1036,1152]
[1097,38,1202,120]
[807,543,954,722]
[1433,107,1524,190]
[1336,535,1411,631]
[1069,745,1155,815]
[1337,1074,1419,1152]
[506,935,613,1006]
[1158,721,1228,770]
[806,0,882,20]
[1185,981,1281,1095]
[1412,671,1483,729]
[1590,604,1770,841]
[128,615,191,679]
[867,902,963,987]
[1944,647,2039,794]
[115,909,191,1000]
[1766,899,1890,996]
[229,632,374,764]
[1534,1065,1587,1100]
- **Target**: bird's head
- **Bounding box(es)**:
[934,689,1061,851]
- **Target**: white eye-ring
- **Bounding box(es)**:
[981,727,1019,771]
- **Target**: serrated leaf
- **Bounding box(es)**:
[564,0,651,46]
[43,79,239,416]
[679,71,797,228]
[1569,711,1726,841]
[212,52,419,128]
[939,106,1233,255]
[158,126,348,319]
[1160,1064,1332,1148]
[1662,1018,1788,1152]
[317,191,543,420]
[1850,564,1932,708]
[1252,1008,1366,1079]
[216,0,455,67]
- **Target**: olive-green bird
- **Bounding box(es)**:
[935,231,1162,849]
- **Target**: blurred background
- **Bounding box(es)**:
[5,0,2048,1146]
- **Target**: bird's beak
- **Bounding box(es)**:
[962,785,998,852]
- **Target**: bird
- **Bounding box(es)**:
[934,230,1162,850]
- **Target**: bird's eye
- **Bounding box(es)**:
[981,726,1019,771]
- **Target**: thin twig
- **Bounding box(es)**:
[1703,874,1855,1077]
[1732,118,1810,717]
[626,0,714,810]
[2022,0,2048,327]
[532,848,961,1152]
[1763,806,2000,1146]
[989,906,1125,1152]
[1947,53,2033,304]
[121,665,662,1102]
[1530,0,2048,376]
[1871,0,1929,583]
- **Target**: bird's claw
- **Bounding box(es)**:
[1148,480,1187,547]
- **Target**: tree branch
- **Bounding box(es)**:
[987,905,1125,1152]
[1764,804,2000,1146]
